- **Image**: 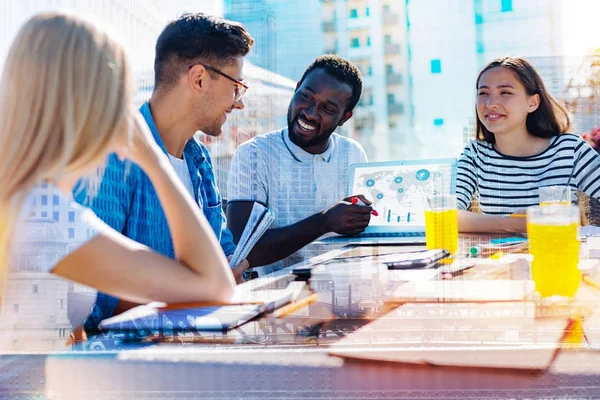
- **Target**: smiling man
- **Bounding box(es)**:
[76,14,253,332]
[227,55,371,273]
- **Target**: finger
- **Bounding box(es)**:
[348,204,373,214]
[353,195,372,205]
[343,195,373,206]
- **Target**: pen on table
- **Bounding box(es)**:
[351,197,379,216]
[273,293,319,319]
[582,274,600,291]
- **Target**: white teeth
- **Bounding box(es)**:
[298,119,316,131]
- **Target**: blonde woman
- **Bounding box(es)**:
[0,11,235,364]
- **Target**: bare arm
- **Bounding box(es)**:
[54,112,235,303]
[458,210,526,233]
[228,196,372,267]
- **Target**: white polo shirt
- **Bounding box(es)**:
[228,128,368,271]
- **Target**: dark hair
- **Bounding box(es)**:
[475,56,570,143]
[297,55,363,113]
[154,13,254,89]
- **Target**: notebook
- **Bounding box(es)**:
[229,202,275,266]
[98,284,303,337]
[318,158,457,245]
[329,302,570,371]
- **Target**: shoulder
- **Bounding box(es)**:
[331,133,362,149]
[461,139,492,155]
[554,133,582,146]
[235,130,284,155]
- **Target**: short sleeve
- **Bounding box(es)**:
[456,142,478,211]
[573,138,600,199]
[227,141,268,204]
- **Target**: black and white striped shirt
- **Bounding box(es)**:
[457,134,600,214]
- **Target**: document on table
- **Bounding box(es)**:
[229,202,275,267]
[329,301,570,371]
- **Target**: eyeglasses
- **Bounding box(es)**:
[189,64,249,102]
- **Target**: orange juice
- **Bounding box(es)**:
[424,208,458,262]
[540,201,571,207]
[527,222,580,297]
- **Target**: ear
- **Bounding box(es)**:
[295,82,300,92]
[337,111,353,126]
[528,93,540,113]
[188,64,209,93]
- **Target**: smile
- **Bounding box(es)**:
[486,113,504,121]
[298,118,317,131]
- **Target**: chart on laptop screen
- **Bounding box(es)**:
[350,162,455,227]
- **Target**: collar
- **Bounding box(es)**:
[139,102,205,164]
[139,102,168,155]
[281,127,335,163]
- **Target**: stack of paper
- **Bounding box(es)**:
[229,202,275,267]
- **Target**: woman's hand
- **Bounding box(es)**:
[113,109,165,169]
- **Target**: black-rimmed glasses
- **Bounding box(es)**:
[189,64,249,101]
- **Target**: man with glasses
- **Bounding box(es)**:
[75,14,254,331]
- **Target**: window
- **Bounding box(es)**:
[387,93,396,105]
[53,195,59,206]
[501,0,513,12]
[60,299,64,309]
[385,34,392,44]
[68,228,75,239]
[351,37,360,48]
[53,211,59,222]
[41,181,48,189]
[368,65,373,75]
[41,195,48,206]
[431,59,442,74]
[475,13,483,24]
[365,7,370,16]
[68,211,75,223]
[41,211,47,218]
[33,284,38,294]
[366,36,371,46]
[434,118,445,126]
[350,8,358,18]
[386,64,394,74]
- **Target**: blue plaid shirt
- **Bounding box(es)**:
[77,102,235,330]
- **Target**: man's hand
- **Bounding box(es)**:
[322,194,373,235]
[227,256,250,284]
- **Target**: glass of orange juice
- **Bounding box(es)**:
[424,194,458,263]
[538,186,571,206]
[527,205,580,298]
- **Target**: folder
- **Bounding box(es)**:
[229,202,275,267]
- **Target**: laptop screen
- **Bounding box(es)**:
[348,159,456,230]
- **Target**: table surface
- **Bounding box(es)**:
[28,235,600,397]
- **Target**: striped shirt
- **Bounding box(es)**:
[456,134,600,214]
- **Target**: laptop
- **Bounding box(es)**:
[318,158,457,245]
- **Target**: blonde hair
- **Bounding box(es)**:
[0,13,133,277]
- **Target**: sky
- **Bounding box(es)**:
[561,0,600,56]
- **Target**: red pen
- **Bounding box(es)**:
[351,197,379,216]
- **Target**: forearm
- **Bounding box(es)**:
[141,156,234,291]
[458,210,526,233]
[247,212,330,266]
